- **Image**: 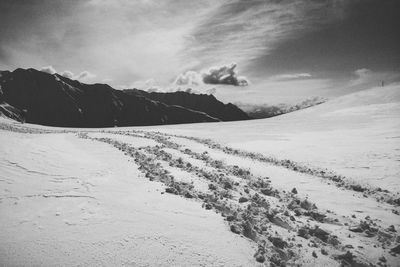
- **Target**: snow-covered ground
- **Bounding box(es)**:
[141,85,400,192]
[0,132,255,266]
[0,85,399,266]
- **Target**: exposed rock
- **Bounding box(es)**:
[242,221,257,240]
[335,251,355,265]
[204,203,213,210]
[226,215,236,222]
[260,187,275,196]
[223,181,233,190]
[269,254,283,267]
[208,183,217,191]
[184,192,194,198]
[309,227,330,242]
[269,236,288,249]
[392,198,400,206]
[300,199,316,211]
[349,220,378,236]
[298,227,310,239]
[388,225,396,232]
[304,211,326,222]
[230,224,241,234]
[238,197,249,203]
[165,187,178,194]
[390,244,400,254]
[270,214,292,230]
[349,226,364,233]
[255,254,265,263]
[350,184,367,192]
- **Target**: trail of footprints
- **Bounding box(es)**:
[79,130,400,267]
[156,131,400,207]
[2,122,399,265]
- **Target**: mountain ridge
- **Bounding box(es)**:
[125,89,250,121]
[0,68,226,127]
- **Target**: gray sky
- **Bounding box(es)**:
[0,0,399,104]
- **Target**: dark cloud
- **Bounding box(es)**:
[250,0,400,79]
[0,0,78,69]
[185,0,352,70]
[0,0,73,42]
[202,63,249,86]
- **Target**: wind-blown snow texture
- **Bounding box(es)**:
[0,85,399,266]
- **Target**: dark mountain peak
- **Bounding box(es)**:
[13,68,29,73]
[0,67,222,127]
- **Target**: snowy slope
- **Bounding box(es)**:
[0,132,255,266]
[0,85,399,266]
[145,84,400,191]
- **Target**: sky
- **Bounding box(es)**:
[0,0,399,104]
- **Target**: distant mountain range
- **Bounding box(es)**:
[125,89,249,122]
[239,97,326,119]
[0,68,249,127]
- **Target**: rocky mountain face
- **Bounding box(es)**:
[125,89,250,121]
[0,68,225,127]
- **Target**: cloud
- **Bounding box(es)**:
[60,70,96,82]
[40,66,57,74]
[349,68,374,87]
[206,88,217,95]
[353,68,370,80]
[2,0,398,96]
[127,78,161,91]
[270,73,312,80]
[38,67,96,82]
[184,0,352,72]
[0,0,218,86]
[174,63,250,87]
[61,70,74,79]
[202,63,249,86]
[174,71,203,86]
[129,73,218,96]
[345,68,400,92]
[76,71,96,81]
